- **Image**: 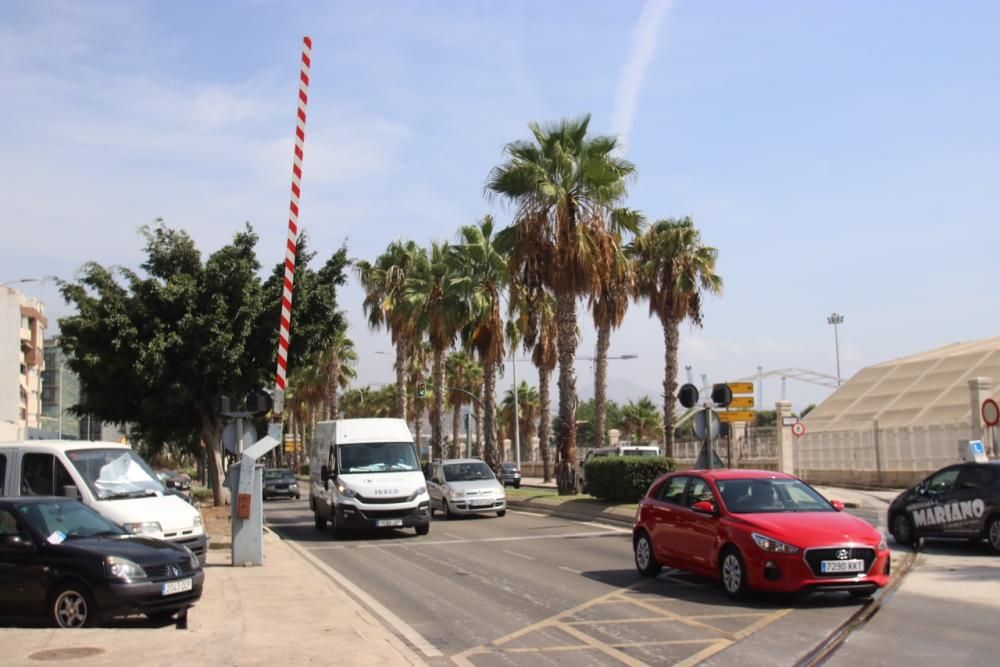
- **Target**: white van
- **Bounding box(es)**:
[0,441,207,562]
[309,418,431,538]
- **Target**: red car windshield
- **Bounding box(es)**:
[716,478,833,514]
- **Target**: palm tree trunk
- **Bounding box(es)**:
[538,366,552,482]
[662,319,680,458]
[555,293,580,495]
[451,403,461,458]
[431,350,445,460]
[594,319,610,448]
[483,364,499,470]
[394,339,407,419]
[474,392,484,459]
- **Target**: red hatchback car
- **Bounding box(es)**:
[632,469,891,598]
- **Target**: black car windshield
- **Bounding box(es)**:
[67,449,165,500]
[500,464,517,471]
[338,442,419,474]
[717,478,833,514]
[444,462,495,482]
[18,500,125,540]
[264,470,294,481]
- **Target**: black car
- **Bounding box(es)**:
[263,468,301,500]
[888,461,1000,552]
[0,497,204,628]
[499,463,521,488]
[156,470,192,492]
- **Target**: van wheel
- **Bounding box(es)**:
[415,523,430,536]
[496,510,506,517]
[50,581,98,628]
[314,512,326,531]
[329,512,341,539]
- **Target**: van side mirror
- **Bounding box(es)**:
[320,465,330,482]
[60,485,80,500]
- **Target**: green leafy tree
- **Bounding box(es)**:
[58,222,348,505]
[630,218,722,457]
[499,381,540,462]
[488,114,640,494]
[620,397,662,443]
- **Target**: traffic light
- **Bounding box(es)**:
[417,382,426,398]
[678,383,699,408]
[711,383,733,408]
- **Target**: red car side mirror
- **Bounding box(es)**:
[692,500,717,515]
[830,500,845,512]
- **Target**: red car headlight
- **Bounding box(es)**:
[751,532,800,554]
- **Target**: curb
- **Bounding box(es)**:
[507,498,634,527]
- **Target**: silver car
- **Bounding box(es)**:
[427,459,506,519]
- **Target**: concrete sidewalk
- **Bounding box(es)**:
[3,530,424,667]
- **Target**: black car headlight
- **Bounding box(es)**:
[105,556,148,581]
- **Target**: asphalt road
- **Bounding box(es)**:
[264,498,878,666]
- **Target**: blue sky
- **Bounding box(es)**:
[2,0,998,411]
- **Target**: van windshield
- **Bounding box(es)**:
[66,449,166,500]
[338,442,419,474]
[621,448,659,457]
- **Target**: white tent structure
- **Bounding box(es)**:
[797,337,1000,487]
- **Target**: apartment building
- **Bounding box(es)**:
[0,287,47,441]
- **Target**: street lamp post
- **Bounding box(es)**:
[827,313,845,386]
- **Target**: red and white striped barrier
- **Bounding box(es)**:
[273,36,312,415]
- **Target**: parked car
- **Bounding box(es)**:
[499,463,522,488]
[263,468,301,500]
[0,497,204,627]
[156,470,192,492]
[887,461,1000,552]
[427,459,506,518]
[632,469,891,599]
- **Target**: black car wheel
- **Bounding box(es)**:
[514,481,520,489]
[891,513,917,547]
[987,517,1000,553]
[50,581,98,628]
[496,509,506,517]
[634,531,662,577]
[720,547,750,599]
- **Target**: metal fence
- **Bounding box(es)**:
[673,426,778,470]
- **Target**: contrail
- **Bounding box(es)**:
[611,0,673,154]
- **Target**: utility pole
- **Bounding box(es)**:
[827,312,844,386]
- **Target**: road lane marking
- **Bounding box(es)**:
[302,529,626,550]
[509,509,547,517]
[558,621,648,666]
[282,539,443,658]
[503,549,535,561]
[558,566,582,575]
[443,532,463,539]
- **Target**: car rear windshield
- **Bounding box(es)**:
[717,478,833,513]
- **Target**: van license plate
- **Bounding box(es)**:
[820,559,865,574]
[162,578,193,596]
[376,519,403,527]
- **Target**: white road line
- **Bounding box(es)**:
[509,509,547,517]
[444,532,464,539]
[559,566,583,575]
[302,529,626,550]
[581,521,632,533]
[503,549,535,561]
[283,539,443,658]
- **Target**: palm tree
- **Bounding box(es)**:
[466,361,485,458]
[285,361,324,471]
[511,287,557,481]
[630,217,722,457]
[405,339,431,457]
[499,381,540,461]
[319,330,357,420]
[621,397,662,443]
[355,240,424,419]
[452,215,507,471]
[488,114,641,493]
[588,233,636,448]
[445,350,472,458]
[406,242,466,460]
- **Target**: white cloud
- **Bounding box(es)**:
[611,0,673,152]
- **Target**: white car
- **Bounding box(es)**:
[427,459,506,519]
